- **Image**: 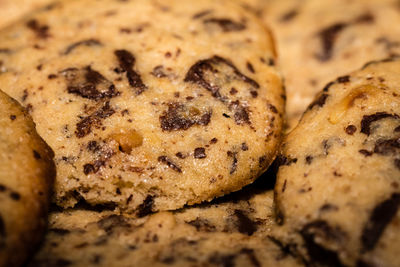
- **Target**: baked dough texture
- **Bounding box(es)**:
[239,0,400,130]
[0,90,55,267]
[0,0,284,213]
[30,176,301,267]
[274,58,400,267]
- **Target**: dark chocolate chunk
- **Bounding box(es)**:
[10,192,21,201]
[9,115,16,121]
[307,93,329,110]
[151,65,167,78]
[62,39,102,55]
[83,164,95,175]
[26,19,50,39]
[203,18,246,32]
[305,155,313,164]
[241,143,248,151]
[159,102,211,131]
[62,66,119,100]
[230,101,251,125]
[49,228,71,235]
[280,9,298,22]
[337,75,350,83]
[158,156,182,173]
[114,49,147,95]
[246,62,255,73]
[184,55,259,93]
[234,209,257,236]
[300,220,346,267]
[359,149,373,157]
[227,151,238,174]
[276,155,297,167]
[33,150,41,159]
[345,125,357,135]
[137,195,154,217]
[316,22,347,61]
[360,112,400,135]
[361,193,400,252]
[75,101,115,138]
[374,138,400,155]
[194,147,206,159]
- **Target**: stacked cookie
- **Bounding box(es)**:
[0,0,399,266]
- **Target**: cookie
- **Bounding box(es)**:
[0,0,54,29]
[0,90,55,266]
[274,58,400,267]
[0,0,284,213]
[257,0,400,130]
[30,175,301,267]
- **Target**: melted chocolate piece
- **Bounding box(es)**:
[62,39,102,55]
[234,209,257,236]
[360,112,400,136]
[300,220,346,267]
[158,156,182,173]
[75,101,115,138]
[137,195,154,217]
[159,102,211,131]
[26,19,50,39]
[114,49,147,94]
[203,18,246,32]
[307,93,329,110]
[361,193,400,252]
[374,138,400,155]
[62,66,119,100]
[227,151,238,174]
[194,147,206,159]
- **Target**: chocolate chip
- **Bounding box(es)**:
[361,193,400,252]
[62,66,119,100]
[305,155,313,164]
[280,9,298,22]
[10,192,21,201]
[360,112,399,136]
[83,164,95,175]
[210,138,218,144]
[308,93,329,110]
[374,138,400,155]
[9,115,16,121]
[359,149,373,157]
[234,209,257,236]
[62,39,102,55]
[159,102,211,131]
[316,23,347,61]
[137,195,154,217]
[33,150,41,159]
[158,156,182,173]
[194,147,206,159]
[75,101,115,138]
[345,125,357,135]
[300,220,345,267]
[26,19,50,39]
[114,49,147,95]
[151,65,167,78]
[227,151,238,174]
[246,62,255,73]
[203,18,246,32]
[337,75,350,83]
[241,143,248,151]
